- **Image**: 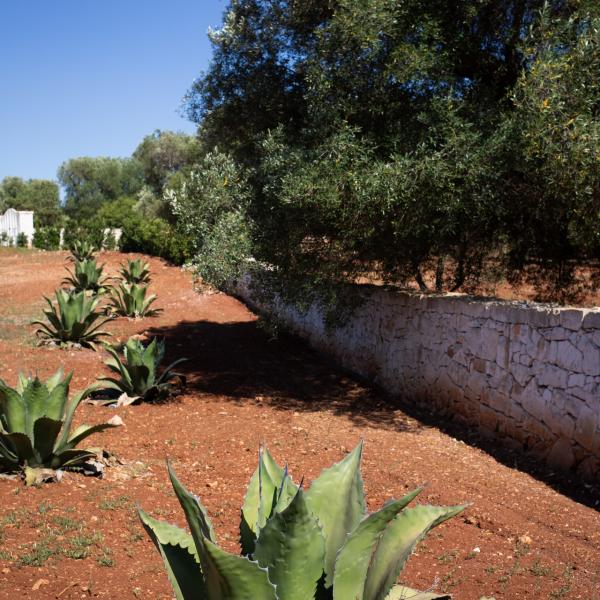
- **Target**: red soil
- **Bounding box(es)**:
[0,248,598,599]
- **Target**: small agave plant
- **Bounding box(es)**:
[108,283,162,318]
[69,240,96,262]
[119,258,152,285]
[63,258,110,293]
[0,369,119,484]
[97,337,187,405]
[140,442,466,600]
[33,289,112,350]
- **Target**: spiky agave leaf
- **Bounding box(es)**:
[108,283,162,318]
[32,289,112,349]
[119,258,152,285]
[0,371,118,477]
[98,337,186,401]
[141,445,467,600]
[69,240,96,262]
[63,258,110,293]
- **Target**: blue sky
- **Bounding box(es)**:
[0,1,225,183]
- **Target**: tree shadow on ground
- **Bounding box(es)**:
[146,318,600,511]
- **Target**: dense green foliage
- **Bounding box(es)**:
[98,337,186,404]
[176,0,600,304]
[140,442,464,599]
[0,369,117,481]
[33,227,61,250]
[0,177,62,227]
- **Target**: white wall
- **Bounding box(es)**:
[235,277,600,480]
[0,209,34,246]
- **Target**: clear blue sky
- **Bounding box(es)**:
[0,0,225,183]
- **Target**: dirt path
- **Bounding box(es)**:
[0,249,598,599]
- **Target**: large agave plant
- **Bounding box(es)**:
[139,443,466,600]
[119,258,151,285]
[108,283,162,318]
[33,289,112,349]
[98,337,186,405]
[63,258,110,293]
[69,240,96,262]
[0,369,119,484]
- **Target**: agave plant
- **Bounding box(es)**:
[108,283,162,318]
[119,258,151,285]
[139,442,466,600]
[97,337,186,405]
[33,289,112,349]
[69,240,96,262]
[0,369,119,484]
[63,258,110,293]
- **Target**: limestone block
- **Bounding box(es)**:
[540,327,570,341]
[576,456,600,480]
[581,340,600,376]
[512,363,533,387]
[554,340,584,372]
[574,406,598,452]
[582,310,600,330]
[567,373,586,388]
[536,364,568,389]
[559,309,584,331]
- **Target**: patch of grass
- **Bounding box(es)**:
[18,540,59,567]
[550,566,574,599]
[99,495,130,511]
[52,515,83,534]
[97,547,114,567]
[437,549,459,564]
[0,549,13,561]
[63,532,103,560]
[530,559,552,578]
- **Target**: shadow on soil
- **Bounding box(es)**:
[147,318,600,512]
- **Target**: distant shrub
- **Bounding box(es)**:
[16,232,29,247]
[33,227,61,250]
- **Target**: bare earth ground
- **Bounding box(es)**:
[0,248,598,600]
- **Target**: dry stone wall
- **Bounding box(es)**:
[235,279,600,480]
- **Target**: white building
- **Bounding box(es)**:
[0,208,35,246]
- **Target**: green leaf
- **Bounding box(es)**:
[139,508,204,600]
[33,417,63,464]
[64,421,119,450]
[167,462,276,600]
[241,447,298,541]
[0,384,26,433]
[254,487,325,600]
[333,489,423,600]
[385,585,451,600]
[168,461,217,544]
[0,431,35,463]
[363,505,467,600]
[53,448,96,468]
[305,441,366,587]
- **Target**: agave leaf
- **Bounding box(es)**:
[139,508,204,600]
[333,489,423,600]
[54,448,96,468]
[42,374,72,421]
[363,505,467,600]
[33,417,64,464]
[242,447,298,539]
[168,461,216,543]
[0,384,26,433]
[64,421,119,450]
[15,373,29,395]
[385,586,450,599]
[167,462,276,600]
[305,441,366,588]
[55,386,97,450]
[254,487,325,600]
[0,431,35,463]
[46,368,71,393]
[156,358,188,386]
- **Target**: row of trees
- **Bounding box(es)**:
[1,131,199,263]
[168,0,600,307]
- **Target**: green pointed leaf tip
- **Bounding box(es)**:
[333,488,423,600]
[364,504,467,600]
[254,487,325,600]
[305,441,366,587]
